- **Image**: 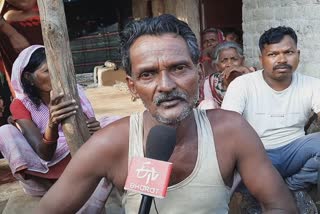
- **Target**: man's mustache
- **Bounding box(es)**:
[273,64,292,71]
[154,91,188,106]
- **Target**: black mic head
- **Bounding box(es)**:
[146,125,176,161]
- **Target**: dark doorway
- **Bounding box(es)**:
[63,0,133,74]
[200,0,243,43]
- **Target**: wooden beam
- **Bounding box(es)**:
[37,0,91,156]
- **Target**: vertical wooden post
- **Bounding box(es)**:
[37,0,91,156]
[151,0,165,16]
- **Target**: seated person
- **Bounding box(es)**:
[0,71,7,126]
[0,0,42,125]
[200,27,223,76]
[0,0,42,75]
[222,26,320,210]
[36,14,297,214]
[0,45,118,197]
[199,41,252,109]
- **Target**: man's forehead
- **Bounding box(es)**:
[203,32,217,38]
[135,49,188,59]
[262,35,297,51]
[129,34,191,61]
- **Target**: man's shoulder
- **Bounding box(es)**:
[90,116,131,150]
[296,72,320,84]
[205,108,244,129]
[240,69,262,80]
[229,70,262,86]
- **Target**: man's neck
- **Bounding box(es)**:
[262,71,293,91]
[143,110,196,146]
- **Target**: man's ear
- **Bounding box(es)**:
[126,75,139,99]
[259,55,263,66]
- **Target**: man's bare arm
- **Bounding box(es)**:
[36,118,129,213]
[224,111,297,213]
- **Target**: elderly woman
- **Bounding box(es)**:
[199,41,254,109]
[0,45,116,200]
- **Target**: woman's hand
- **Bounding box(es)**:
[86,117,101,135]
[221,65,252,87]
[48,92,78,129]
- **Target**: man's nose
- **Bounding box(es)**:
[277,53,288,63]
[158,71,176,93]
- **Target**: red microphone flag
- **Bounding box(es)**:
[124,157,172,198]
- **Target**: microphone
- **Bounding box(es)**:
[139,125,176,214]
[124,125,176,214]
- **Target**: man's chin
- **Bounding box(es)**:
[154,107,193,126]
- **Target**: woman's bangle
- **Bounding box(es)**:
[42,135,58,145]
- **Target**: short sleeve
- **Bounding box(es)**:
[221,77,247,114]
[10,99,32,120]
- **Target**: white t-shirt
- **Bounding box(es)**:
[221,70,320,149]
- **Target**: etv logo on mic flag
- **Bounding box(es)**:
[124,157,172,198]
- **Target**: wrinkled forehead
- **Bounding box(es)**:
[129,34,192,66]
[203,32,218,39]
[219,48,241,58]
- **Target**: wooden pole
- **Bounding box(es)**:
[37,0,91,156]
[151,0,165,16]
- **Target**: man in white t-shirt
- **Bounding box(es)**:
[222,26,320,191]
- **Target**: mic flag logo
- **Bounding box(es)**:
[136,162,160,185]
[124,157,172,198]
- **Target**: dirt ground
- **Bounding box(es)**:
[0,84,145,213]
[85,84,145,119]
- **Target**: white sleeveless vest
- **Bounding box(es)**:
[123,109,230,213]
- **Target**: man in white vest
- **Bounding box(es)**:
[36,15,297,214]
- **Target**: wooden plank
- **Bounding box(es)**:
[37,0,90,155]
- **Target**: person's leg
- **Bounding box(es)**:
[77,178,114,214]
[266,147,284,175]
[0,124,52,196]
[277,133,320,190]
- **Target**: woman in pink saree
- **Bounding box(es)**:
[0,45,120,213]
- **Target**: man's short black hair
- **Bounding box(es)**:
[120,14,200,76]
[259,26,298,52]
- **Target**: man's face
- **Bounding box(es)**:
[127,34,201,125]
[260,35,300,82]
[202,32,219,49]
[215,48,244,72]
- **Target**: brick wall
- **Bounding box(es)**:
[242,0,320,78]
